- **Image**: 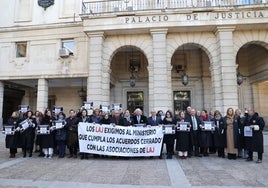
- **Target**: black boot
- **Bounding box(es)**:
[23,150,26,158]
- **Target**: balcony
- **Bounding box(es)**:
[81,0,267,15]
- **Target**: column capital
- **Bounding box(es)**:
[150,28,168,35]
[214,26,236,35]
[0,81,3,128]
[86,31,105,39]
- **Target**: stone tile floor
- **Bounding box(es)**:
[0,133,267,188]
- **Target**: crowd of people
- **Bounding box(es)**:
[3,105,265,163]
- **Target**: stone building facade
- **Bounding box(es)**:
[0,0,267,124]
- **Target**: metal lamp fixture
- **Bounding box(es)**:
[176,45,189,86]
[237,71,243,85]
[176,65,188,86]
[128,47,140,87]
[78,78,86,100]
[182,74,189,86]
[130,73,136,87]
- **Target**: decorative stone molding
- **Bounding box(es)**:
[58,57,72,74]
[10,58,29,69]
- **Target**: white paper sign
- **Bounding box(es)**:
[102,106,109,112]
[55,122,63,129]
[203,121,214,131]
[21,120,30,130]
[244,126,253,137]
[162,125,175,134]
[178,122,190,131]
[40,127,48,134]
[204,123,212,130]
[84,103,92,109]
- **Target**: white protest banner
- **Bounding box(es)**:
[78,123,163,157]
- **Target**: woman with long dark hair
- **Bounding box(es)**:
[162,110,177,159]
[175,111,191,159]
[5,111,20,158]
[20,110,36,158]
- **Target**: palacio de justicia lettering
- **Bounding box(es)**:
[0,0,267,124]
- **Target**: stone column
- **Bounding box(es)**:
[0,81,3,128]
[36,78,48,112]
[215,26,238,113]
[87,32,109,108]
[150,29,172,112]
[210,60,223,111]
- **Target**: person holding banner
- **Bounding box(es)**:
[176,111,191,159]
[5,111,20,158]
[122,110,132,126]
[40,109,56,158]
[147,110,162,127]
[162,110,177,159]
[78,109,91,159]
[132,108,147,125]
[91,108,102,123]
[20,110,36,158]
[100,112,111,125]
[245,108,265,163]
[66,109,80,158]
[110,110,124,126]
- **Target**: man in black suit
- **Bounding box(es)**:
[147,110,162,126]
[185,106,192,120]
[147,109,163,159]
[189,108,203,157]
[132,108,147,125]
[110,110,124,126]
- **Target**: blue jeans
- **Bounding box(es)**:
[57,140,66,157]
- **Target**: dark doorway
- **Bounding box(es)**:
[173,91,191,114]
[3,85,25,124]
[127,91,144,114]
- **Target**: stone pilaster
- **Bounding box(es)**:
[150,29,172,112]
[0,81,3,128]
[36,78,48,112]
[215,26,238,113]
[86,32,108,108]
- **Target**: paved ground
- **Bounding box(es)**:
[0,132,267,188]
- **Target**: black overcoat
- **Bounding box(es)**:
[245,113,265,153]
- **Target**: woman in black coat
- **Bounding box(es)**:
[212,110,226,158]
[245,108,265,163]
[40,109,56,158]
[175,111,191,159]
[78,109,91,159]
[20,110,36,158]
[55,112,68,158]
[5,111,20,158]
[162,110,177,159]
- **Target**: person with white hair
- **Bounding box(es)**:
[147,109,162,127]
[132,108,147,125]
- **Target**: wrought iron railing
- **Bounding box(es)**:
[81,0,267,15]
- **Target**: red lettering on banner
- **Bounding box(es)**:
[96,127,104,133]
[146,147,155,153]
